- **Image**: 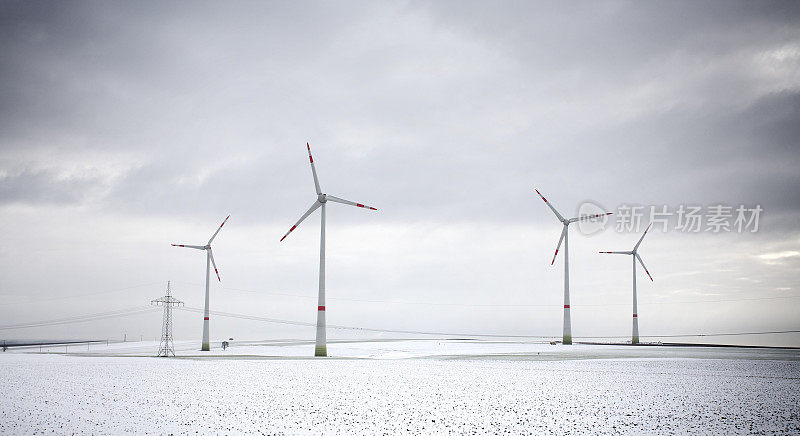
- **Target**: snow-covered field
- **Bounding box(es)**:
[1,340,799,434]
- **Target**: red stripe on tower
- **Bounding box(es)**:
[564,305,570,309]
[633,314,638,317]
[204,317,209,320]
[318,306,325,311]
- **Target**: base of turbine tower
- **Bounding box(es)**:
[201,342,210,351]
[631,336,640,345]
[562,335,572,345]
[314,345,327,357]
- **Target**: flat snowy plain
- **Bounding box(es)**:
[1,340,798,434]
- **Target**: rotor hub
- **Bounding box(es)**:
[318,193,327,203]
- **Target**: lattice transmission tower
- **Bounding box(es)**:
[151,281,184,357]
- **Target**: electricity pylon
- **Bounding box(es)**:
[151,281,183,357]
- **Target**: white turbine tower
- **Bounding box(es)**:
[535,188,611,345]
[171,215,229,351]
[599,223,654,344]
[280,142,377,357]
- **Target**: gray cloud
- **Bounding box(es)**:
[0,1,798,344]
[0,168,104,205]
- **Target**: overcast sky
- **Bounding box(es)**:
[1,1,798,346]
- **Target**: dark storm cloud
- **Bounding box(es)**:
[560,91,800,212]
[0,1,798,221]
[0,1,799,345]
[1,1,798,229]
[0,1,361,150]
[0,168,102,205]
[423,1,800,70]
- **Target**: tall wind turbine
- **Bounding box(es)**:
[171,215,229,351]
[535,188,611,345]
[599,223,654,344]
[280,142,377,357]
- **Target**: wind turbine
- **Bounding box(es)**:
[535,188,612,345]
[280,142,377,357]
[599,223,654,344]
[171,215,229,351]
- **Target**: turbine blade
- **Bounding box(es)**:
[551,225,567,265]
[598,251,630,254]
[171,244,205,250]
[569,212,613,223]
[535,188,565,222]
[208,215,230,244]
[326,195,378,210]
[307,142,322,195]
[280,201,322,241]
[208,249,221,282]
[636,253,653,281]
[633,222,652,251]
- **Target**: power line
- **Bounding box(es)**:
[7,279,793,309]
[635,330,800,338]
[177,306,800,339]
[178,306,551,338]
[0,307,158,330]
[0,282,162,307]
[0,303,797,340]
[170,281,800,308]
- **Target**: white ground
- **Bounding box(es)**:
[1,340,799,434]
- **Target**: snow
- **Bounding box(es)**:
[1,340,799,434]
